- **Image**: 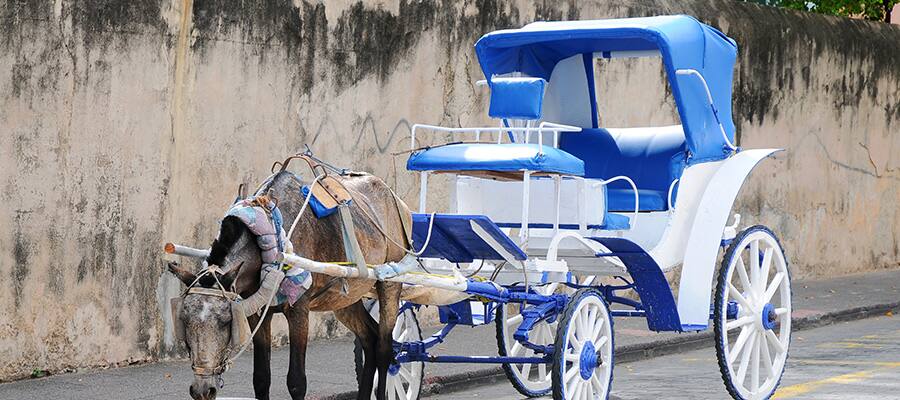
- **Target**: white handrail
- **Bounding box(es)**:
[667,178,679,211]
[674,69,737,151]
[601,175,640,231]
[410,123,581,152]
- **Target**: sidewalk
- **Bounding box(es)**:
[1,269,898,400]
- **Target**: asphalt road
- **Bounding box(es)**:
[426,314,900,400]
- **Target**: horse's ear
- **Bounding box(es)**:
[220,262,244,289]
[168,262,197,287]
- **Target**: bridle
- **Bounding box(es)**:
[179,266,242,380]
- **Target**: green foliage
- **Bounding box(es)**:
[747,0,898,22]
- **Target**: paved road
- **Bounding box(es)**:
[0,269,896,400]
[427,314,900,399]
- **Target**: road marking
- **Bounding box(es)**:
[816,341,885,349]
[773,363,900,399]
[790,359,900,367]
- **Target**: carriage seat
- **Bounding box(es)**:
[406,143,585,179]
[560,125,687,212]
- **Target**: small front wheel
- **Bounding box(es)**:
[714,226,791,400]
[551,288,614,400]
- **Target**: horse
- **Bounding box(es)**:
[167,168,410,400]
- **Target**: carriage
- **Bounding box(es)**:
[168,15,791,400]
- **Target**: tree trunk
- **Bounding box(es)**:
[885,0,893,22]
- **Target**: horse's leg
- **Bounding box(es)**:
[334,301,379,400]
[284,299,311,400]
[248,311,273,400]
[374,282,401,400]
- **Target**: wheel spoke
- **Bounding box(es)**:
[595,335,609,349]
[569,329,583,350]
[736,331,756,385]
[726,316,754,331]
[565,365,581,385]
[766,329,787,355]
[762,272,785,304]
[750,239,760,271]
[751,333,761,392]
[728,326,753,364]
[775,307,789,316]
[538,362,547,382]
[392,375,406,399]
[507,313,523,328]
[521,357,533,379]
[758,248,774,296]
[586,380,595,400]
[571,379,584,400]
[397,365,412,382]
[577,308,590,340]
[760,332,774,378]
[735,257,752,294]
[543,323,555,344]
[510,341,523,356]
[565,353,581,362]
[590,315,606,343]
[590,374,604,394]
[387,379,397,400]
[728,283,754,312]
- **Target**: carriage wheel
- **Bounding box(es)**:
[495,284,559,397]
[551,288,614,400]
[714,226,791,400]
[358,301,425,400]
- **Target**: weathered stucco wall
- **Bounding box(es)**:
[1,0,898,381]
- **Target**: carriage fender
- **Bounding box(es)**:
[676,148,782,328]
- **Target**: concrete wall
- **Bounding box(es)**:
[0,0,897,381]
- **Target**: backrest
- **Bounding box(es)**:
[558,125,687,192]
[488,77,547,120]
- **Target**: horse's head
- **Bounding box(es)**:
[168,216,263,400]
[168,262,244,399]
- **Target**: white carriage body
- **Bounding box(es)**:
[407,18,781,331]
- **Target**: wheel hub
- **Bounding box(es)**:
[760,303,777,330]
[579,341,600,380]
[388,362,400,376]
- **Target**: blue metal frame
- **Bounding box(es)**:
[389,237,743,367]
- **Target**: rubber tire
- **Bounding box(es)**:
[353,303,425,400]
[714,225,790,400]
[495,303,553,397]
[551,288,614,400]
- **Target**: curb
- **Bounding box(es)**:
[319,300,900,399]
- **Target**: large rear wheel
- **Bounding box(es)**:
[714,226,791,400]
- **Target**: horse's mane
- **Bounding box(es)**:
[201,171,303,288]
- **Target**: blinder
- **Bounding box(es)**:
[171,272,252,377]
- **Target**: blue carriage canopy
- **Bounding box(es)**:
[474,15,738,163]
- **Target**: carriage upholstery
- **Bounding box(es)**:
[559,125,687,212]
[406,143,585,177]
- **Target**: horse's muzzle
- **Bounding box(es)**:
[190,375,219,400]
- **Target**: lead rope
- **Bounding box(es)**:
[222,271,279,371]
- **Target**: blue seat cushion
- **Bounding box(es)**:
[488,77,546,120]
[607,189,668,212]
[559,126,687,210]
[407,143,585,176]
